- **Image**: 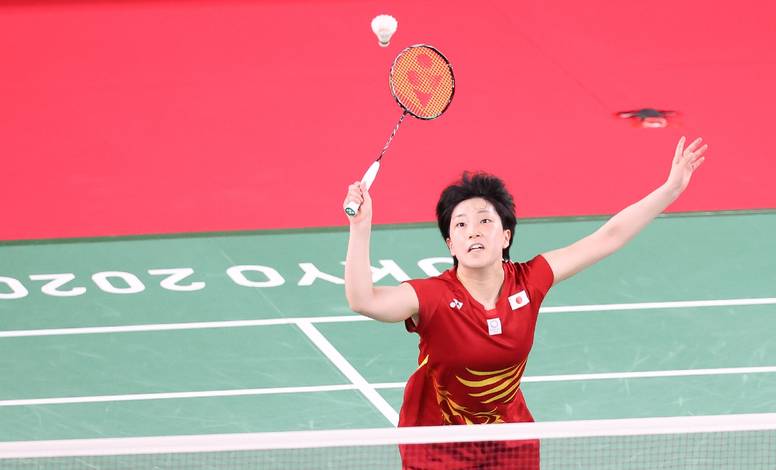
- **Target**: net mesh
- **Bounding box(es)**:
[2,414,775,469]
[390,45,454,119]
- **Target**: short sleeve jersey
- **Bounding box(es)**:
[399,256,554,427]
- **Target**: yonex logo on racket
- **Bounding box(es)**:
[406,53,444,109]
[391,45,454,119]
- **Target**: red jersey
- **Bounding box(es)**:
[398,256,554,469]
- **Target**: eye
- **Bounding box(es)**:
[455,222,465,228]
[481,218,492,224]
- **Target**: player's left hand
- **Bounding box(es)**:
[666,136,707,194]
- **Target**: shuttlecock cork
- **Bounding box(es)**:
[371,14,397,47]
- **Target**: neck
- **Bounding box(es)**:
[456,261,505,309]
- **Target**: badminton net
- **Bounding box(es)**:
[1,413,774,469]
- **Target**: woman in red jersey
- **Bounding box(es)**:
[343,137,707,469]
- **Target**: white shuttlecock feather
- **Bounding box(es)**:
[371,14,398,47]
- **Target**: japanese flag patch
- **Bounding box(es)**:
[508,290,530,310]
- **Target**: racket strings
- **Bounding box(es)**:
[391,46,454,119]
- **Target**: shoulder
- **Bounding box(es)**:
[403,269,460,333]
[405,269,458,294]
[510,255,554,296]
[512,254,553,275]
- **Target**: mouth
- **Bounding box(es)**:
[467,243,485,253]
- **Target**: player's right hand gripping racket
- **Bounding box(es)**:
[344,44,455,216]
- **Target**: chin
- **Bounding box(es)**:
[459,254,500,269]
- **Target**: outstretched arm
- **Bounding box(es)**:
[543,136,708,285]
[343,182,419,322]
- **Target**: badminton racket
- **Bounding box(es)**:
[345,44,455,216]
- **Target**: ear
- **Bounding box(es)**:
[446,238,454,256]
[503,229,511,248]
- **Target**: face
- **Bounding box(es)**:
[446,197,511,269]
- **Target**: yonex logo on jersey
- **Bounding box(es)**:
[449,299,463,309]
[508,290,530,310]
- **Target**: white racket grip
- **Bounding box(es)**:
[344,161,381,216]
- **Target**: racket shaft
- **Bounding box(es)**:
[345,161,381,216]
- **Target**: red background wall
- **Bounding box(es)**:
[1,0,774,240]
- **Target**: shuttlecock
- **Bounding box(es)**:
[371,14,397,47]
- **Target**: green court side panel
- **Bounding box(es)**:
[317,304,775,384]
[379,373,776,423]
[529,304,776,376]
[524,373,776,421]
[0,227,442,330]
[0,325,346,400]
[0,390,392,441]
[378,388,406,413]
[315,321,419,385]
[1,213,774,330]
[379,374,776,421]
[531,212,776,305]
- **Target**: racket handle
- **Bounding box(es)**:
[344,161,381,216]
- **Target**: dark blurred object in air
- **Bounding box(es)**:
[616,108,676,128]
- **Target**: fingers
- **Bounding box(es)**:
[674,136,686,164]
[675,136,708,168]
[344,181,371,217]
[684,137,704,154]
[689,144,709,164]
[683,141,708,170]
[345,181,365,206]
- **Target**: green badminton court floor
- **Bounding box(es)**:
[1,211,775,441]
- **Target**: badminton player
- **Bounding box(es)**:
[343,136,707,469]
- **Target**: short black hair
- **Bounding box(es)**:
[436,172,517,265]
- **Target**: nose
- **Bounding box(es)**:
[467,229,481,239]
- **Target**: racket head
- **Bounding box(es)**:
[389,44,455,120]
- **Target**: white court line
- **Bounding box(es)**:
[4,365,776,408]
[521,365,776,382]
[2,297,775,338]
[372,365,776,387]
[541,297,776,313]
[0,384,358,407]
[294,320,400,427]
[0,315,371,338]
